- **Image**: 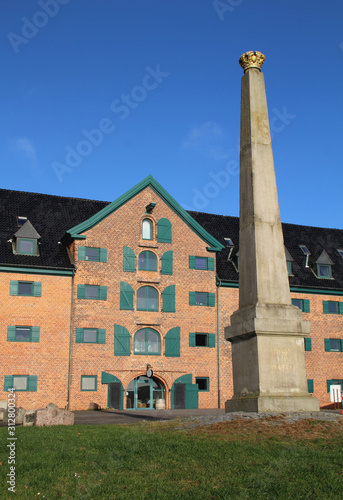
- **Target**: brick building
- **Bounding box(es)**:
[1,176,342,410]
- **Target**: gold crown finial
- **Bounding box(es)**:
[239,51,265,73]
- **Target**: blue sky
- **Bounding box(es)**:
[1,1,343,229]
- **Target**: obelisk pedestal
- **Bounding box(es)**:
[225,52,319,412]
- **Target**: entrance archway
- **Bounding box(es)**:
[126,376,165,409]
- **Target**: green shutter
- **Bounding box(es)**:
[114,324,131,356]
[303,299,310,313]
[99,286,107,301]
[165,327,180,357]
[161,251,173,275]
[327,380,332,392]
[341,340,343,352]
[10,281,18,296]
[76,328,84,343]
[98,329,106,344]
[7,326,16,342]
[4,375,13,391]
[27,375,38,392]
[31,327,40,342]
[323,301,329,314]
[324,339,331,352]
[78,246,86,260]
[304,338,312,351]
[185,383,199,409]
[157,218,172,243]
[189,256,196,269]
[307,379,314,393]
[163,285,175,312]
[189,332,196,347]
[77,285,85,299]
[120,282,134,310]
[208,293,215,307]
[208,333,216,348]
[123,246,135,272]
[207,257,215,271]
[189,292,196,306]
[33,282,42,297]
[339,302,343,315]
[99,248,108,263]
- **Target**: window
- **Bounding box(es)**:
[323,301,343,314]
[4,375,37,392]
[337,249,343,259]
[196,377,209,392]
[292,298,310,312]
[327,379,343,392]
[81,376,97,391]
[299,245,310,255]
[324,339,343,352]
[78,246,107,262]
[317,264,331,278]
[7,326,40,342]
[76,328,106,344]
[189,256,215,271]
[142,219,152,240]
[189,333,216,348]
[134,328,160,355]
[189,292,215,307]
[139,251,157,271]
[137,286,158,311]
[77,285,107,301]
[10,280,42,297]
[17,238,36,255]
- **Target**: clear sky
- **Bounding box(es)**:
[1,1,342,229]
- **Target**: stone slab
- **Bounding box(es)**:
[226,395,320,413]
[35,407,74,427]
[23,410,36,427]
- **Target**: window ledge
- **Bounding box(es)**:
[138,243,158,248]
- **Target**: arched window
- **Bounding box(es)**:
[134,328,160,355]
[139,251,157,271]
[137,286,158,311]
[142,219,152,240]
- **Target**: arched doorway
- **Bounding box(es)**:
[126,376,165,409]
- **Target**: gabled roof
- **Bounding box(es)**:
[66,176,224,251]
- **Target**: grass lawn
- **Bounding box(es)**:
[1,416,343,499]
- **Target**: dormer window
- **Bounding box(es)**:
[285,247,294,276]
[316,250,333,279]
[13,220,41,256]
[142,219,152,240]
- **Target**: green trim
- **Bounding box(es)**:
[17,238,36,255]
[0,265,74,276]
[65,176,223,250]
[218,280,343,296]
[70,234,86,240]
[218,280,239,288]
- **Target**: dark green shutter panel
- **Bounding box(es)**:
[157,218,172,243]
[33,282,42,297]
[99,248,108,263]
[99,286,107,301]
[114,324,131,356]
[324,339,331,352]
[27,375,38,392]
[208,333,216,348]
[161,251,173,275]
[341,339,343,352]
[165,327,180,357]
[207,257,215,271]
[339,302,343,315]
[323,301,329,314]
[4,376,13,391]
[123,246,135,272]
[78,246,86,260]
[7,326,16,342]
[77,285,85,299]
[163,285,175,312]
[120,282,134,310]
[189,332,196,347]
[208,293,215,307]
[303,299,310,313]
[185,383,198,409]
[307,379,314,393]
[10,281,18,296]
[189,256,196,269]
[304,338,312,351]
[98,329,106,344]
[189,292,196,305]
[31,327,40,342]
[76,328,84,343]
[327,380,332,393]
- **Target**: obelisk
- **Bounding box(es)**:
[225,51,319,412]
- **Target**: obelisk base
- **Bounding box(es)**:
[226,395,319,413]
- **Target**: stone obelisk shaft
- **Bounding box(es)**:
[224,52,319,413]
